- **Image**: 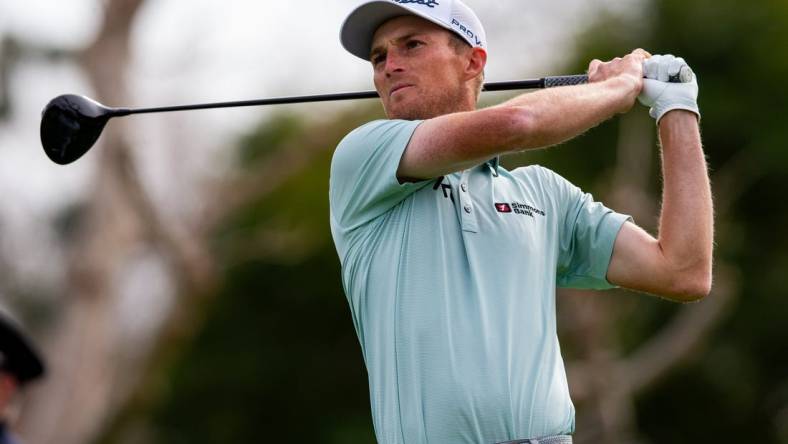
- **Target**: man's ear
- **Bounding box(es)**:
[465,47,487,80]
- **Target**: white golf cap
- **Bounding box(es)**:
[340,0,487,61]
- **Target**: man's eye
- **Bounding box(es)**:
[372,54,386,65]
[406,40,424,49]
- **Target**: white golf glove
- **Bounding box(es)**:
[637,54,700,123]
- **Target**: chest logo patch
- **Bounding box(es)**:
[494,202,546,218]
[495,203,512,213]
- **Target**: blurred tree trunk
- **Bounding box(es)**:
[17,2,157,443]
[564,112,739,444]
[14,1,328,441]
[0,36,15,119]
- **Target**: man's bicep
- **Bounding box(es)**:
[606,221,675,296]
[397,107,528,181]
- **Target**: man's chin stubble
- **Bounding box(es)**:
[385,90,468,120]
[386,102,451,121]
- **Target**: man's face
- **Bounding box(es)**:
[370,16,471,120]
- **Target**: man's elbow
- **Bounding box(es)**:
[496,106,543,149]
[667,269,712,302]
[474,105,553,150]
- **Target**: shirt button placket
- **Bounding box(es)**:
[459,170,478,233]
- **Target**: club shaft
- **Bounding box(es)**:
[114,75,589,117]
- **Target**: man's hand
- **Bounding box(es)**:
[587,48,651,113]
[638,54,700,123]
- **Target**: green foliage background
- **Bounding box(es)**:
[101,0,788,442]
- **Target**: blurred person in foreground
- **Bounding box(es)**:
[0,308,45,444]
[329,0,713,443]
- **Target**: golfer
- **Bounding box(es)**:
[330,1,712,442]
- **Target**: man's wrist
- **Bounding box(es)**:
[657,110,701,150]
[658,109,699,128]
[603,75,640,113]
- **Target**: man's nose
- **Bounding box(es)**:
[384,50,405,76]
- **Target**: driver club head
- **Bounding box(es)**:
[40,94,116,165]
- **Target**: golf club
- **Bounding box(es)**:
[39,75,590,165]
[40,67,692,166]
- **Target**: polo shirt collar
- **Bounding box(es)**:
[486,157,500,176]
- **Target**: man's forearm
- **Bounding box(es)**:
[657,111,714,295]
[399,52,646,181]
[493,75,638,150]
[400,78,637,180]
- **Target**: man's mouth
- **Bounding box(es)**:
[390,84,414,97]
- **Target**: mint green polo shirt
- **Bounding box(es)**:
[329,119,630,444]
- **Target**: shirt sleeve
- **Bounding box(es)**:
[545,168,632,289]
[330,119,431,232]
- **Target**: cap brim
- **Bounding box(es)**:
[0,313,45,384]
[340,1,453,61]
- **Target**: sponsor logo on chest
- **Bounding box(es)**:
[494,201,546,218]
[433,177,545,219]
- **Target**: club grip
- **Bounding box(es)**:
[543,75,589,88]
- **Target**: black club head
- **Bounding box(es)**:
[40,94,116,165]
